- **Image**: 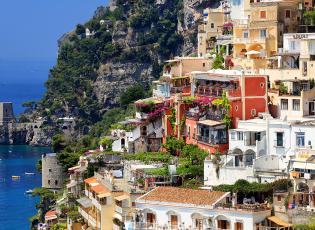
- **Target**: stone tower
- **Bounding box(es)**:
[0,102,14,125]
[42,153,64,190]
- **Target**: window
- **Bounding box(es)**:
[281,99,288,110]
[55,180,58,185]
[237,131,243,141]
[290,41,296,50]
[260,29,267,38]
[49,169,52,172]
[260,11,266,19]
[203,63,206,67]
[255,132,261,141]
[235,105,239,111]
[293,99,300,111]
[48,180,50,185]
[260,82,265,88]
[276,132,284,147]
[277,195,282,201]
[285,10,291,18]
[243,31,249,39]
[296,132,305,148]
[231,131,236,140]
[211,23,214,28]
[251,109,257,117]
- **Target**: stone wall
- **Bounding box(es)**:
[42,153,64,190]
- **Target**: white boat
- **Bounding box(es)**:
[12,175,20,180]
[25,172,35,175]
[25,189,33,194]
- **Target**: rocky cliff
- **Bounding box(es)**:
[17,0,211,145]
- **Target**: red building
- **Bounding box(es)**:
[177,70,268,154]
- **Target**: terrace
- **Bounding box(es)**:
[135,98,168,121]
[197,120,228,145]
[192,76,239,98]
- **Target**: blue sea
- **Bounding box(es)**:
[0,59,54,115]
[0,145,51,230]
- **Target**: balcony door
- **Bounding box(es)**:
[146,213,156,226]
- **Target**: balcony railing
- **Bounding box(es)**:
[129,222,185,230]
[197,135,227,145]
[170,86,191,94]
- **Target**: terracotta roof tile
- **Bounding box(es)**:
[138,187,227,206]
[90,184,109,194]
[45,210,57,218]
[84,177,97,185]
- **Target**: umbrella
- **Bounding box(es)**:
[245,50,261,55]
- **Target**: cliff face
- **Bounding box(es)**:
[18,0,209,144]
[0,123,54,146]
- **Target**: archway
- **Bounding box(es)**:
[191,213,204,230]
[232,148,243,167]
[244,149,256,166]
[215,215,231,230]
[167,210,181,229]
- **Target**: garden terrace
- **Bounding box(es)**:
[134,98,169,121]
[197,120,228,145]
[170,76,191,95]
[273,79,311,96]
[191,74,239,98]
[185,100,225,122]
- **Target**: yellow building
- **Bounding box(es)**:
[233,0,302,71]
[77,174,132,230]
[198,7,226,57]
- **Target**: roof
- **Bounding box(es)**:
[137,187,228,206]
[84,177,97,185]
[45,210,57,220]
[267,216,292,227]
[198,120,224,127]
[91,184,109,194]
[115,194,130,201]
[77,197,92,208]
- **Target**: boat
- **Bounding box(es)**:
[12,176,20,180]
[25,172,35,175]
[25,189,33,194]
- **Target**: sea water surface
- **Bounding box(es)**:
[0,145,51,230]
[0,59,54,115]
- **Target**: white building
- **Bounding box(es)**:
[131,186,271,230]
[204,115,295,186]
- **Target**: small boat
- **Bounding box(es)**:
[12,176,20,180]
[25,189,33,194]
[25,172,35,175]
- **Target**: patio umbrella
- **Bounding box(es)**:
[245,50,261,55]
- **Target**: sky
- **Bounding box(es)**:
[0,0,108,60]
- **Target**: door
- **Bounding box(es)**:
[171,215,178,229]
[195,219,203,230]
[147,213,156,227]
[309,102,315,115]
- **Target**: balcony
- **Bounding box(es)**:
[197,135,227,145]
[135,112,148,120]
[78,207,100,229]
[170,86,191,95]
[233,37,266,44]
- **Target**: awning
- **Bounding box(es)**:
[245,50,261,55]
[98,192,111,199]
[198,120,224,127]
[113,213,123,222]
[115,194,130,201]
[77,197,92,208]
[267,216,292,227]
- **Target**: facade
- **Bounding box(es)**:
[77,173,132,230]
[42,153,64,190]
[66,156,88,198]
[0,102,14,124]
[232,0,302,71]
[132,186,271,230]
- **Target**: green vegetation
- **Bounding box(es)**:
[120,84,147,108]
[162,136,185,156]
[146,167,169,176]
[51,224,67,230]
[213,179,291,194]
[123,152,172,163]
[37,0,185,130]
[212,91,232,127]
[304,11,315,25]
[279,82,288,94]
[99,137,113,151]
